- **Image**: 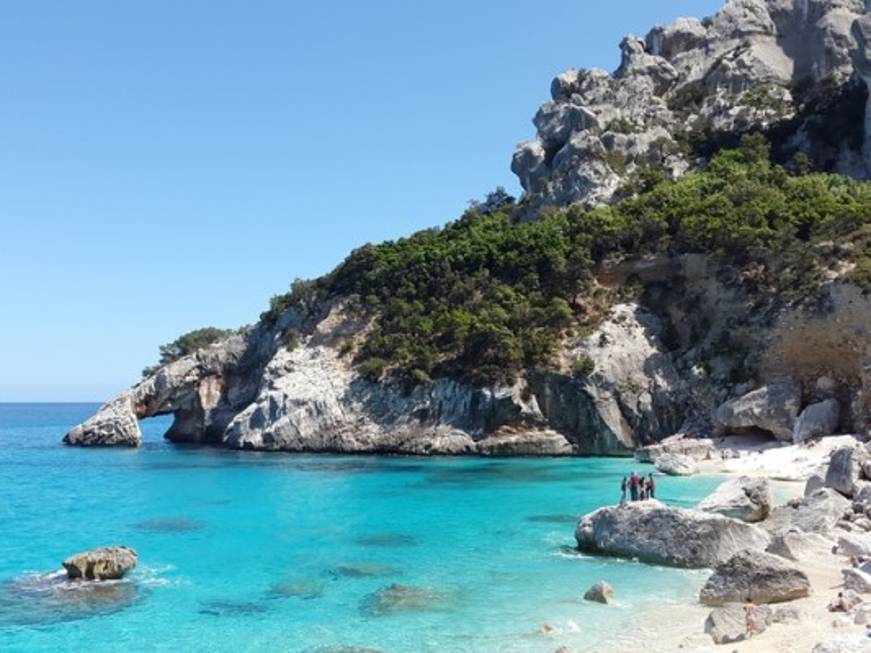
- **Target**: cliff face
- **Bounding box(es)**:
[512,0,870,215]
[65,261,870,455]
[65,0,871,455]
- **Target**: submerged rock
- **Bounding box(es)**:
[575,501,769,568]
[583,581,614,604]
[62,546,137,581]
[697,476,772,523]
[699,550,811,606]
[0,571,141,627]
[359,584,455,617]
[265,579,325,600]
[331,563,398,579]
[353,534,417,548]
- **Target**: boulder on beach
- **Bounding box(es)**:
[575,501,770,568]
[635,436,713,464]
[62,546,138,581]
[805,474,826,496]
[842,568,871,593]
[704,602,772,644]
[793,399,840,443]
[764,488,851,537]
[826,446,867,498]
[699,550,811,606]
[835,532,871,558]
[697,476,772,523]
[583,581,614,604]
[766,529,834,563]
[812,640,870,653]
[654,453,698,476]
[713,383,801,441]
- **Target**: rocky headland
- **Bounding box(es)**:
[65,0,870,459]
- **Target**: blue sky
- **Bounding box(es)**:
[0,0,722,401]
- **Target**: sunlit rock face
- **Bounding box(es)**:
[512,0,870,216]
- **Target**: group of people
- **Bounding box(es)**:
[620,471,655,504]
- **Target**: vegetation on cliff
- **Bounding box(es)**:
[142,327,237,377]
[256,136,869,386]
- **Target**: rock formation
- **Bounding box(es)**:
[699,549,811,605]
[574,500,770,568]
[705,602,773,644]
[697,476,773,522]
[512,0,870,214]
[64,0,871,456]
[583,580,614,604]
[62,546,138,581]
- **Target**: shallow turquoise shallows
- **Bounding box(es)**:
[1,404,733,653]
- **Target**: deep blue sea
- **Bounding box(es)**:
[0,403,737,652]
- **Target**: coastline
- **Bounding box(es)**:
[601,434,871,653]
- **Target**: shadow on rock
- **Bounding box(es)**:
[132,517,203,534]
[0,571,141,626]
[359,584,457,617]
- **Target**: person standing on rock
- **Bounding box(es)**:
[647,473,655,500]
[629,472,639,501]
[620,477,628,505]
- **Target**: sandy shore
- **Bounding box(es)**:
[602,435,871,653]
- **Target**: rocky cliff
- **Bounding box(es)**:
[512,0,870,214]
[65,0,870,456]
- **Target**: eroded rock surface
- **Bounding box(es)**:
[62,546,138,581]
[699,550,811,606]
[697,476,773,522]
[513,0,870,214]
[575,501,770,568]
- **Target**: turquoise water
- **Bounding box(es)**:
[0,403,728,653]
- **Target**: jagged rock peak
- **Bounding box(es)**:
[512,0,870,215]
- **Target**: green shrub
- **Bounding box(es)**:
[572,355,596,379]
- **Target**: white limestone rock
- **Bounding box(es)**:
[794,399,841,442]
[697,476,773,522]
[575,500,770,568]
[714,383,802,441]
[699,549,811,606]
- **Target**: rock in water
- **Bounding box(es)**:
[583,581,614,604]
[63,394,141,447]
[654,453,698,476]
[699,550,811,606]
[713,383,801,441]
[358,584,453,617]
[705,603,772,644]
[826,445,867,498]
[575,501,770,568]
[62,546,138,581]
[697,476,772,522]
[793,399,840,443]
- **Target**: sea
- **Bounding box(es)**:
[0,403,751,652]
